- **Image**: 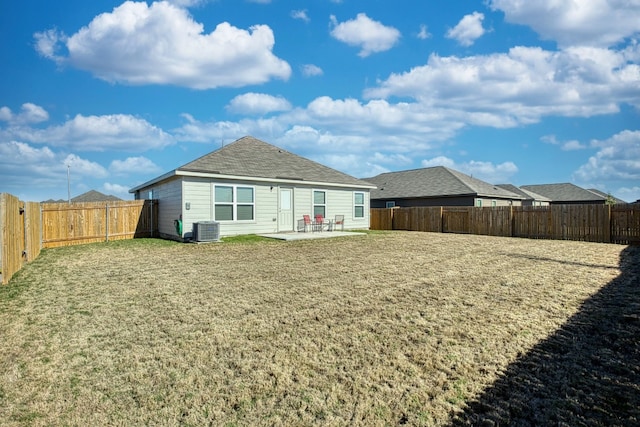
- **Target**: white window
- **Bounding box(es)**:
[476,199,483,207]
[354,192,365,218]
[214,185,254,221]
[385,201,395,208]
[492,200,497,207]
[313,190,326,218]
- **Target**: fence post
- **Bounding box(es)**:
[21,201,27,261]
[510,205,514,237]
[604,204,611,243]
[105,204,109,242]
[150,199,153,237]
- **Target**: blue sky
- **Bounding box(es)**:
[1,0,639,202]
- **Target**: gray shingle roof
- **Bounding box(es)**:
[366,166,524,200]
[497,184,552,202]
[587,189,627,204]
[520,183,604,203]
[43,190,121,203]
[72,190,122,203]
[178,136,373,187]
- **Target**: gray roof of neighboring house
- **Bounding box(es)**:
[497,184,552,202]
[586,189,628,204]
[130,136,374,192]
[72,190,122,203]
[366,166,525,200]
[520,183,605,203]
[43,190,122,203]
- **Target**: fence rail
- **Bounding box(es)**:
[371,204,640,244]
[1,195,158,284]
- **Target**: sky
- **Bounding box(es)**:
[1,0,639,203]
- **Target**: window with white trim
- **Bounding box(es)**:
[354,192,365,218]
[476,199,483,207]
[385,201,395,208]
[214,185,254,221]
[313,190,326,218]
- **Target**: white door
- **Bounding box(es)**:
[278,188,293,232]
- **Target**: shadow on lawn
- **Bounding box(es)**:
[449,245,640,427]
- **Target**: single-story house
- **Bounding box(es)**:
[366,166,526,208]
[520,183,607,205]
[129,136,376,240]
[496,184,551,207]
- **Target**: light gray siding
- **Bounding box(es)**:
[134,178,183,239]
[294,186,370,231]
[135,177,370,239]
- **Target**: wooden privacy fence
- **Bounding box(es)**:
[1,195,158,284]
[371,204,640,244]
[0,193,42,285]
[41,200,158,248]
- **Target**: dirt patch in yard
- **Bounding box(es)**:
[0,232,637,426]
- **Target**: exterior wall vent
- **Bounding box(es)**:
[192,221,220,242]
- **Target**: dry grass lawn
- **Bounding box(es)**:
[0,231,638,426]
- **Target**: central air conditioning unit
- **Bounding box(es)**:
[192,221,220,242]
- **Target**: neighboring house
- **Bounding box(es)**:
[586,189,628,204]
[129,136,376,240]
[520,183,607,205]
[71,190,122,203]
[42,190,122,203]
[496,184,551,207]
[366,166,525,208]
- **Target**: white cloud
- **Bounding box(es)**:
[3,114,174,151]
[167,0,210,6]
[103,182,133,197]
[0,140,56,165]
[226,93,292,115]
[329,13,401,57]
[34,29,67,63]
[446,12,486,47]
[0,103,49,124]
[417,24,431,40]
[541,134,587,150]
[0,141,108,195]
[64,154,108,178]
[489,0,640,48]
[421,156,519,183]
[561,140,587,151]
[574,130,640,182]
[365,46,639,126]
[34,1,291,89]
[301,64,324,77]
[109,156,161,175]
[616,186,640,203]
[291,9,310,22]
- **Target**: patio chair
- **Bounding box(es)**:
[334,215,345,231]
[314,214,329,232]
[298,215,312,232]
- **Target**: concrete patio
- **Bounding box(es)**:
[258,231,366,241]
